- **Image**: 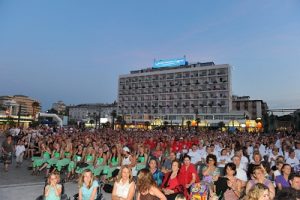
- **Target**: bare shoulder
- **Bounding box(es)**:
[149,186,161,194]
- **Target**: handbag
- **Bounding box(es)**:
[77,162,89,168]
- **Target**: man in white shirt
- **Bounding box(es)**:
[235,149,249,171]
[259,143,266,157]
[268,148,280,167]
[275,137,282,149]
[188,144,202,165]
[232,155,248,187]
[286,149,300,168]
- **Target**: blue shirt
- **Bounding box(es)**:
[81,180,99,200]
[45,184,62,200]
[275,175,291,188]
[152,169,164,187]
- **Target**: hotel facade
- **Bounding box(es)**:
[118,60,246,126]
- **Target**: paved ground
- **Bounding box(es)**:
[0,134,111,200]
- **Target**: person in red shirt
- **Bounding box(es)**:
[162,160,184,200]
[145,138,157,151]
[178,154,199,199]
[171,140,183,153]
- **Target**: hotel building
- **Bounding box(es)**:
[118,59,246,125]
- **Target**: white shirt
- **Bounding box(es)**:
[247,146,254,156]
[275,139,281,149]
[15,145,25,157]
[235,167,248,182]
[240,156,249,171]
[295,149,300,160]
[268,153,280,167]
[259,144,266,156]
[274,170,281,177]
[213,149,220,157]
[115,180,132,199]
[217,155,231,168]
[198,148,207,161]
[188,150,202,164]
[122,155,132,166]
[286,157,300,168]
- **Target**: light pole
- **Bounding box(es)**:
[98,108,101,129]
[17,104,21,127]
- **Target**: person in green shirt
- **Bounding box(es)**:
[92,147,107,177]
[76,147,95,174]
[39,143,62,177]
[32,143,51,175]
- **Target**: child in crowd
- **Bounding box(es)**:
[44,172,62,200]
[15,140,26,167]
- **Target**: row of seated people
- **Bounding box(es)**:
[38,157,300,200]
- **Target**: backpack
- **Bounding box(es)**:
[190,183,209,200]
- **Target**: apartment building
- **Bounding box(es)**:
[0,95,41,116]
[232,96,268,119]
[68,103,117,122]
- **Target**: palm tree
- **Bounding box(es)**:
[186,120,191,132]
[116,115,122,124]
[218,121,225,131]
[163,121,169,130]
[144,121,151,130]
[121,119,126,130]
[116,115,126,130]
[111,110,117,130]
[104,122,111,129]
[90,119,95,127]
[0,105,6,111]
[196,118,201,131]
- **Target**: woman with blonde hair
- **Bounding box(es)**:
[243,183,270,200]
[44,172,62,200]
[137,168,166,200]
[112,165,135,200]
[78,169,99,200]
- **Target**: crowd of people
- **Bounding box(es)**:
[1,126,300,200]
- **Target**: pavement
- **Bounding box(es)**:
[0,135,112,200]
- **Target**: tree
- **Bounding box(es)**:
[121,119,126,130]
[90,119,95,126]
[111,110,117,130]
[116,115,123,124]
[104,122,111,129]
[144,121,151,130]
[186,120,191,132]
[30,121,40,128]
[47,108,58,114]
[116,115,126,130]
[0,105,6,111]
[196,118,201,131]
[163,121,169,130]
[218,121,225,130]
[68,119,77,126]
[6,116,16,127]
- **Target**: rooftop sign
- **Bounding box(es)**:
[153,58,187,68]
